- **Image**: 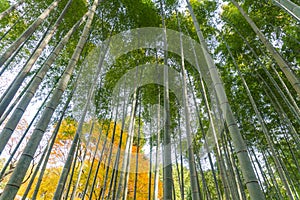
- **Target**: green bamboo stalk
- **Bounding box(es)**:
[70,122,95,199]
[106,86,129,200]
[0,1,97,199]
[159,2,173,199]
[0,82,55,180]
[0,4,86,155]
[116,85,138,200]
[186,1,265,199]
[223,34,295,199]
[179,26,201,200]
[231,0,300,96]
[272,0,300,21]
[0,0,73,117]
[0,0,25,20]
[186,66,222,200]
[0,0,61,67]
[81,125,103,199]
[31,88,76,200]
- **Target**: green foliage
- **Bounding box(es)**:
[0,0,299,199]
[0,0,9,12]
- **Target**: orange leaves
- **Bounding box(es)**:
[20,118,163,199]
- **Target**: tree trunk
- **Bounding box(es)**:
[31,88,75,200]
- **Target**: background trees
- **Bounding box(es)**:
[0,0,299,199]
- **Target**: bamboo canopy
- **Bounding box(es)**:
[0,0,299,199]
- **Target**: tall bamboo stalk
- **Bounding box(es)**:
[0,0,83,154]
[231,0,300,96]
[0,1,98,198]
[0,0,73,117]
[0,0,25,20]
[178,21,200,200]
[116,82,138,200]
[159,1,173,199]
[70,122,95,199]
[272,0,300,21]
[186,1,265,199]
[222,34,295,199]
[31,87,76,200]
[0,0,61,67]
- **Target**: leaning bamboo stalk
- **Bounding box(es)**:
[272,0,300,21]
[223,130,247,200]
[186,71,222,200]
[0,0,61,67]
[81,79,107,199]
[231,0,300,96]
[21,144,48,200]
[106,87,129,200]
[0,12,26,41]
[116,86,138,200]
[223,36,295,199]
[0,64,36,125]
[261,148,284,198]
[0,0,73,117]
[100,119,118,200]
[0,1,84,155]
[221,131,245,200]
[64,140,80,199]
[81,125,103,199]
[31,88,76,200]
[186,22,231,199]
[225,23,300,119]
[186,1,265,199]
[87,115,113,199]
[0,0,25,20]
[0,83,53,181]
[0,30,32,76]
[179,26,201,200]
[70,122,95,199]
[247,146,271,197]
[0,0,97,198]
[53,6,104,199]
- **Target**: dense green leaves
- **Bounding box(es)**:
[0,0,299,199]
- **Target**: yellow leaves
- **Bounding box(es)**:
[56,117,77,141]
[17,167,62,200]
[27,118,163,199]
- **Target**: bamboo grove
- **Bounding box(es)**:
[0,0,299,199]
